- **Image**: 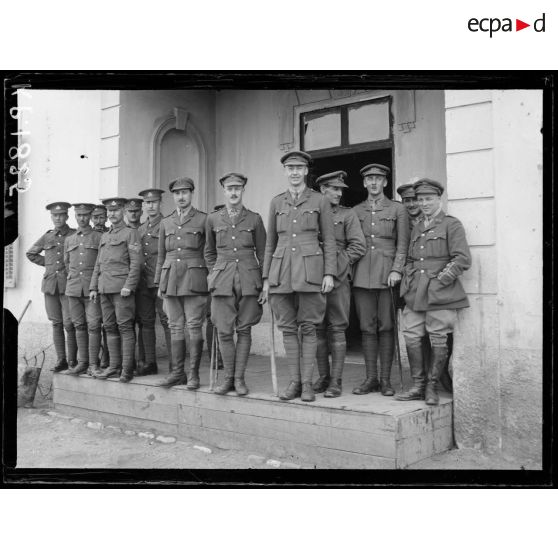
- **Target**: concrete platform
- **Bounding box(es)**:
[53,355,453,469]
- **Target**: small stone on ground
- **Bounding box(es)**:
[156,435,176,444]
[193,445,212,454]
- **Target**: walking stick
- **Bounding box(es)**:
[18,299,32,324]
[269,308,278,397]
[214,327,220,387]
[390,287,404,392]
[209,325,216,391]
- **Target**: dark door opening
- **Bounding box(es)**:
[308,147,393,355]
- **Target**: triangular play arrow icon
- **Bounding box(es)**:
[516,19,530,31]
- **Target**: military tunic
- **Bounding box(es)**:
[205,206,266,334]
[352,196,410,333]
[263,187,336,335]
[26,224,77,338]
[154,207,208,338]
[319,205,366,332]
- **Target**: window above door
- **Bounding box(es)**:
[300,96,392,156]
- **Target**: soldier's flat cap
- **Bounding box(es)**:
[219,172,248,187]
[138,189,165,201]
[92,204,107,216]
[169,177,195,192]
[214,204,225,211]
[125,198,144,209]
[396,184,417,199]
[360,163,390,177]
[45,202,71,213]
[72,203,96,214]
[101,197,127,209]
[280,150,312,166]
[316,170,348,188]
[414,178,444,196]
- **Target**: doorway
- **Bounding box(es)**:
[309,147,394,355]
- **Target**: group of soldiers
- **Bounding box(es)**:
[27,149,471,407]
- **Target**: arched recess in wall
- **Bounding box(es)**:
[151,108,208,216]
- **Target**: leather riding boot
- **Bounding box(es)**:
[164,327,173,373]
[313,329,330,393]
[300,333,317,402]
[439,333,453,393]
[324,331,346,398]
[214,332,235,395]
[137,323,145,364]
[186,333,204,390]
[96,334,121,379]
[280,333,302,400]
[395,340,426,400]
[66,328,89,375]
[89,328,102,369]
[66,326,78,368]
[100,327,109,368]
[353,333,380,394]
[120,325,136,382]
[379,330,395,396]
[156,339,186,387]
[51,324,67,372]
[234,330,251,396]
[137,326,157,376]
[425,342,448,406]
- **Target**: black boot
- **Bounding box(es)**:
[214,331,235,395]
[279,333,302,400]
[156,339,186,387]
[395,340,426,401]
[66,325,78,368]
[353,333,380,394]
[100,327,109,368]
[66,328,89,376]
[120,324,136,383]
[324,331,345,398]
[425,342,448,406]
[379,331,395,396]
[186,332,203,390]
[96,334,122,379]
[300,333,317,402]
[313,329,330,393]
[234,330,251,396]
[51,324,67,372]
[163,326,173,373]
[137,326,157,376]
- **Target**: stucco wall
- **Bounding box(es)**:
[445,90,542,465]
[5,90,102,327]
[117,90,217,214]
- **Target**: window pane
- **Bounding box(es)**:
[303,110,341,150]
[348,101,390,144]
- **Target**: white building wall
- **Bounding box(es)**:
[445,90,542,464]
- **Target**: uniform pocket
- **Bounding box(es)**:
[301,208,320,231]
[301,243,323,285]
[160,262,171,292]
[427,276,466,306]
[268,246,285,287]
[378,216,397,238]
[187,264,208,293]
[165,230,176,251]
[424,229,448,257]
[207,261,226,291]
[213,226,228,248]
[247,262,263,291]
[238,227,254,248]
[183,228,203,249]
[276,210,289,233]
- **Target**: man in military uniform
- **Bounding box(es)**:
[312,171,366,398]
[89,198,142,382]
[397,183,423,229]
[396,179,471,405]
[262,151,337,402]
[154,177,208,389]
[125,197,145,369]
[92,205,109,233]
[352,164,410,396]
[92,204,110,367]
[64,203,103,376]
[26,202,77,372]
[205,173,267,396]
[135,188,172,375]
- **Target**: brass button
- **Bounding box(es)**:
[177,258,181,262]
[371,222,375,226]
[292,247,296,251]
[178,248,181,251]
[235,259,239,263]
[371,246,375,250]
[371,235,374,238]
[233,248,237,252]
[80,272,83,275]
[231,236,236,240]
[178,226,182,229]
[145,243,149,246]
[177,237,181,240]
[292,234,296,237]
[420,270,424,273]
[144,253,148,256]
[232,225,236,229]
[293,219,297,223]
[420,258,424,261]
[420,246,424,249]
